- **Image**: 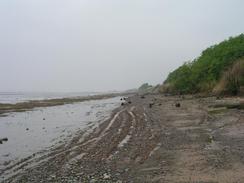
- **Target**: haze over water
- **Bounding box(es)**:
[0,92,100,104]
[1,0,244,92]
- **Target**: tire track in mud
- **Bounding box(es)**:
[55,107,135,175]
[2,107,129,182]
[81,106,136,160]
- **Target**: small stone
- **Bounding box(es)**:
[103,173,111,179]
[149,103,154,108]
[175,103,181,107]
[2,138,8,142]
[26,128,29,131]
[90,179,97,183]
[50,175,56,179]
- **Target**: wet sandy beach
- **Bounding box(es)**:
[1,94,244,183]
[0,97,122,182]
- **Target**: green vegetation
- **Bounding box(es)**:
[163,34,244,95]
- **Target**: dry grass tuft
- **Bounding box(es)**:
[213,59,244,95]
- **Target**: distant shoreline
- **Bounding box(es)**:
[0,92,134,115]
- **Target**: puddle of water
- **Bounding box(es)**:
[0,97,121,170]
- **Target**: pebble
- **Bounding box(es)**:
[0,138,8,144]
[115,173,121,176]
[149,103,154,108]
[90,178,97,183]
[175,103,181,107]
[1,138,8,142]
[103,173,111,179]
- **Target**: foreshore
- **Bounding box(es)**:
[0,92,132,116]
[1,94,244,182]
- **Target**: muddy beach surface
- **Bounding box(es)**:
[1,94,244,183]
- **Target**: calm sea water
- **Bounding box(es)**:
[0,92,100,104]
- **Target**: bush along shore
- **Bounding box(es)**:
[162,34,244,96]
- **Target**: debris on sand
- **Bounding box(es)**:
[103,173,111,179]
[0,137,8,144]
[175,103,181,107]
[2,137,8,141]
[207,135,214,143]
[149,102,154,108]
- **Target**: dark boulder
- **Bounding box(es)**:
[2,138,8,142]
[175,103,181,107]
[149,103,154,108]
[0,137,8,144]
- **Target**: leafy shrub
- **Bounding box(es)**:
[164,34,244,95]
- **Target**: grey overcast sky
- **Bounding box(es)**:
[0,0,244,92]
